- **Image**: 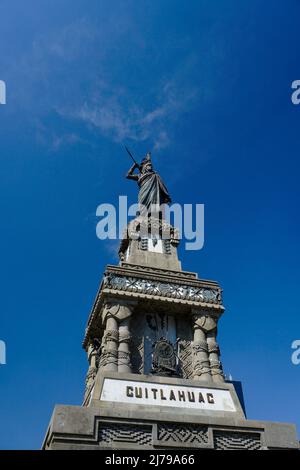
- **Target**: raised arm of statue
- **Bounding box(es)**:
[126,162,139,181]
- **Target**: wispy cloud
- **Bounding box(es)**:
[6,13,203,152]
[58,71,199,150]
[35,119,84,151]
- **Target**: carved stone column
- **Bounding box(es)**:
[101,300,136,373]
[207,328,224,383]
[103,315,119,371]
[86,342,98,381]
[84,341,99,401]
[118,317,132,373]
[101,307,119,372]
[192,314,211,382]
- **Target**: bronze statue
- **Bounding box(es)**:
[126,151,171,214]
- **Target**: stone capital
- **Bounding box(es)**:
[101,300,137,324]
[191,310,217,332]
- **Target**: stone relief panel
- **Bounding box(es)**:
[213,431,262,450]
[97,420,263,450]
[144,312,177,374]
[157,423,209,445]
[130,313,145,374]
[177,316,193,379]
[178,340,193,379]
[98,422,152,447]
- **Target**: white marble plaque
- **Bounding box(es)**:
[100,378,236,412]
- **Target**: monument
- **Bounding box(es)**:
[43,152,299,450]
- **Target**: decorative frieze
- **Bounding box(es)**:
[119,262,198,280]
[157,423,209,445]
[99,422,153,447]
[103,273,221,305]
[213,431,262,450]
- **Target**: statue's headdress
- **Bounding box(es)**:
[141,152,152,166]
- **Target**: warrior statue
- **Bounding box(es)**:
[126,151,171,215]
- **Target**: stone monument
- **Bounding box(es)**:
[43,152,299,450]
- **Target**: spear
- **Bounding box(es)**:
[124,145,141,170]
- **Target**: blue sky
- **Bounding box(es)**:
[0,0,300,449]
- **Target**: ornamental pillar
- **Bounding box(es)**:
[192,324,211,382]
[86,342,98,381]
[207,328,224,383]
[118,317,132,373]
[84,340,100,400]
[100,300,136,373]
[102,315,119,371]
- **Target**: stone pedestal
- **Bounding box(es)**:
[43,372,299,450]
[43,216,299,450]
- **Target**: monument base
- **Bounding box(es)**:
[43,372,299,450]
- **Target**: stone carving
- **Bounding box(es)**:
[85,366,97,384]
[118,318,132,373]
[84,366,97,402]
[151,338,177,376]
[103,273,221,304]
[117,350,131,368]
[44,410,288,450]
[193,360,211,378]
[99,312,119,372]
[190,311,224,383]
[178,340,193,379]
[120,262,197,279]
[207,330,224,382]
[102,302,134,323]
[192,340,209,353]
[84,338,102,401]
[99,328,119,370]
[126,216,180,241]
[192,313,217,331]
[99,349,118,369]
[158,423,209,445]
[208,339,220,355]
[119,215,180,260]
[118,331,131,344]
[191,316,211,382]
[130,314,144,374]
[99,422,152,446]
[210,360,223,377]
[98,301,137,374]
[102,329,119,344]
[139,238,148,251]
[213,431,262,450]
